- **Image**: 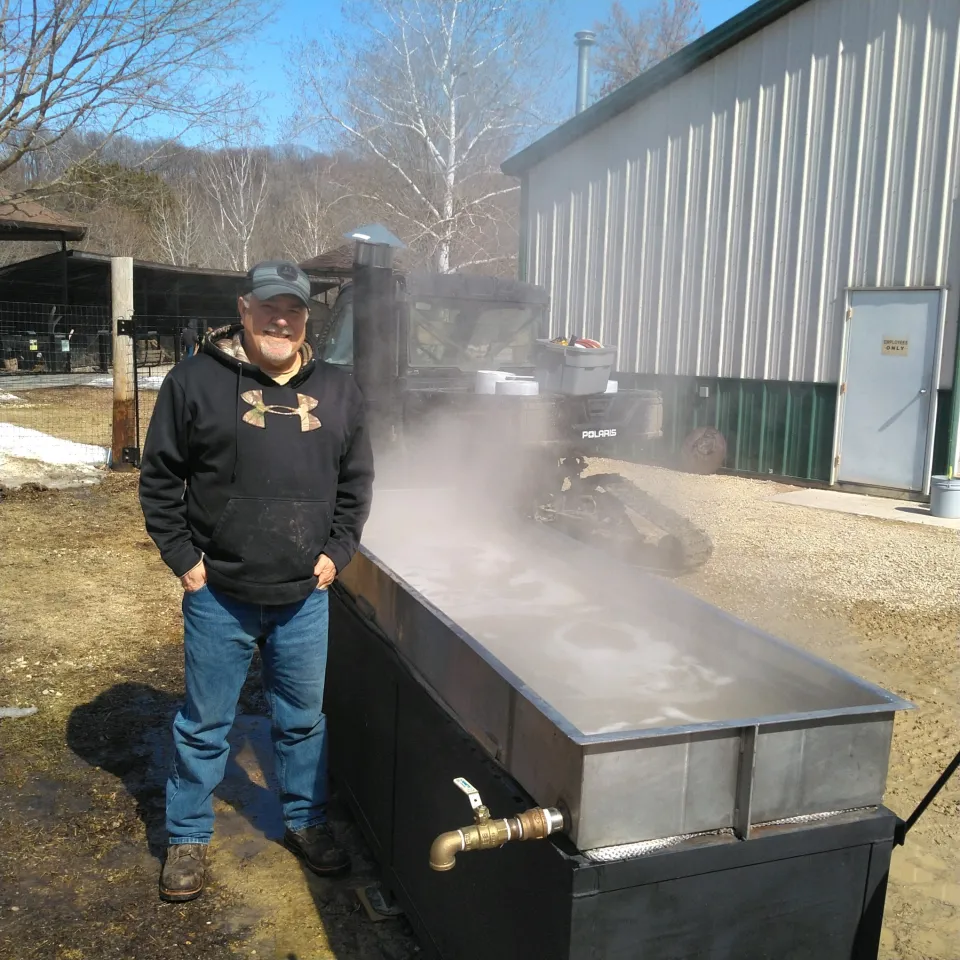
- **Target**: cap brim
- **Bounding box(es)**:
[251,283,311,307]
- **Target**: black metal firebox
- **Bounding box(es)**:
[325,578,899,960]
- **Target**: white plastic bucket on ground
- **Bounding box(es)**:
[929,475,960,518]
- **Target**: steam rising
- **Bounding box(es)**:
[358,404,863,735]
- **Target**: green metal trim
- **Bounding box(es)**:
[806,388,817,480]
[781,389,792,476]
[735,381,745,468]
[933,389,953,475]
[757,383,768,469]
[501,0,815,176]
[624,375,837,482]
[948,321,960,474]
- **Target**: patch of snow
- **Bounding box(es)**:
[0,393,22,403]
[0,706,38,719]
[86,374,165,391]
[0,423,109,465]
[0,452,105,489]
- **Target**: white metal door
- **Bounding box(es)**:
[837,290,942,491]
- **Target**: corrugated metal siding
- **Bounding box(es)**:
[524,0,960,385]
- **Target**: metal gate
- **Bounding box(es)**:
[834,289,945,493]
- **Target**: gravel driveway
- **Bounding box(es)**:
[594,460,960,960]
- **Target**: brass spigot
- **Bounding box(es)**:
[429,776,566,872]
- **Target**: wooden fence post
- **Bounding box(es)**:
[111,256,136,470]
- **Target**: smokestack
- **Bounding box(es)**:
[346,223,405,448]
[574,30,596,115]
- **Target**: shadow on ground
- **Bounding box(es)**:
[63,653,420,960]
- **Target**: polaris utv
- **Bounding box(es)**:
[317,269,712,575]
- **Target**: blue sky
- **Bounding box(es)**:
[229,0,755,148]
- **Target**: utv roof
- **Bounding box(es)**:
[403,271,550,305]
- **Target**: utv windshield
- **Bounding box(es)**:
[320,285,545,371]
[407,298,543,370]
[322,287,354,365]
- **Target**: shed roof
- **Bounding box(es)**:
[0,249,337,316]
[501,0,812,176]
[0,197,87,242]
[0,249,246,317]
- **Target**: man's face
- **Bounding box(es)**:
[239,293,308,369]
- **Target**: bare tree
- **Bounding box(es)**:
[299,0,556,273]
[152,177,205,265]
[278,157,354,263]
[0,0,272,205]
[593,0,703,98]
[202,138,269,272]
[76,200,155,258]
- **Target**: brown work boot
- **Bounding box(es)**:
[159,843,208,902]
[283,823,350,877]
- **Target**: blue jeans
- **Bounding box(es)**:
[166,583,330,845]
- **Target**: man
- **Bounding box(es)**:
[139,260,374,903]
[179,320,199,360]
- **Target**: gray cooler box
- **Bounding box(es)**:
[534,339,616,396]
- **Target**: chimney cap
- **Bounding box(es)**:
[343,223,406,249]
[574,30,596,46]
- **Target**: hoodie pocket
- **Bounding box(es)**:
[209,498,331,583]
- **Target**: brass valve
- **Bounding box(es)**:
[428,776,566,872]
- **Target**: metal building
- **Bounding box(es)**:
[502,0,960,494]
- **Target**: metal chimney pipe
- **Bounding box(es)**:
[574,30,596,114]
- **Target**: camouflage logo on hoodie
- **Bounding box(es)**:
[241,390,321,432]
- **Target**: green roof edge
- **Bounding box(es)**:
[501,0,814,176]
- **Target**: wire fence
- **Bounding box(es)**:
[0,301,115,458]
[0,303,235,468]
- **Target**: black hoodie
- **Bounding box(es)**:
[139,323,374,606]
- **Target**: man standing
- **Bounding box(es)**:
[179,319,199,360]
[139,260,374,902]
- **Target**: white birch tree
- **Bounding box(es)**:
[279,157,354,263]
[299,0,556,273]
[152,177,204,265]
[202,140,269,272]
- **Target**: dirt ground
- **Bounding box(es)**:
[0,465,957,959]
[0,475,420,960]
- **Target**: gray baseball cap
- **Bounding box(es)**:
[245,260,312,306]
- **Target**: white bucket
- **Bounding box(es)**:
[475,370,515,394]
[929,475,960,518]
[496,377,539,396]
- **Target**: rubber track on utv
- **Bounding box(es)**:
[590,473,714,575]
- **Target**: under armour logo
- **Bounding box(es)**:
[241,390,321,432]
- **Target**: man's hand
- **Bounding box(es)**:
[314,554,337,590]
[180,558,207,593]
